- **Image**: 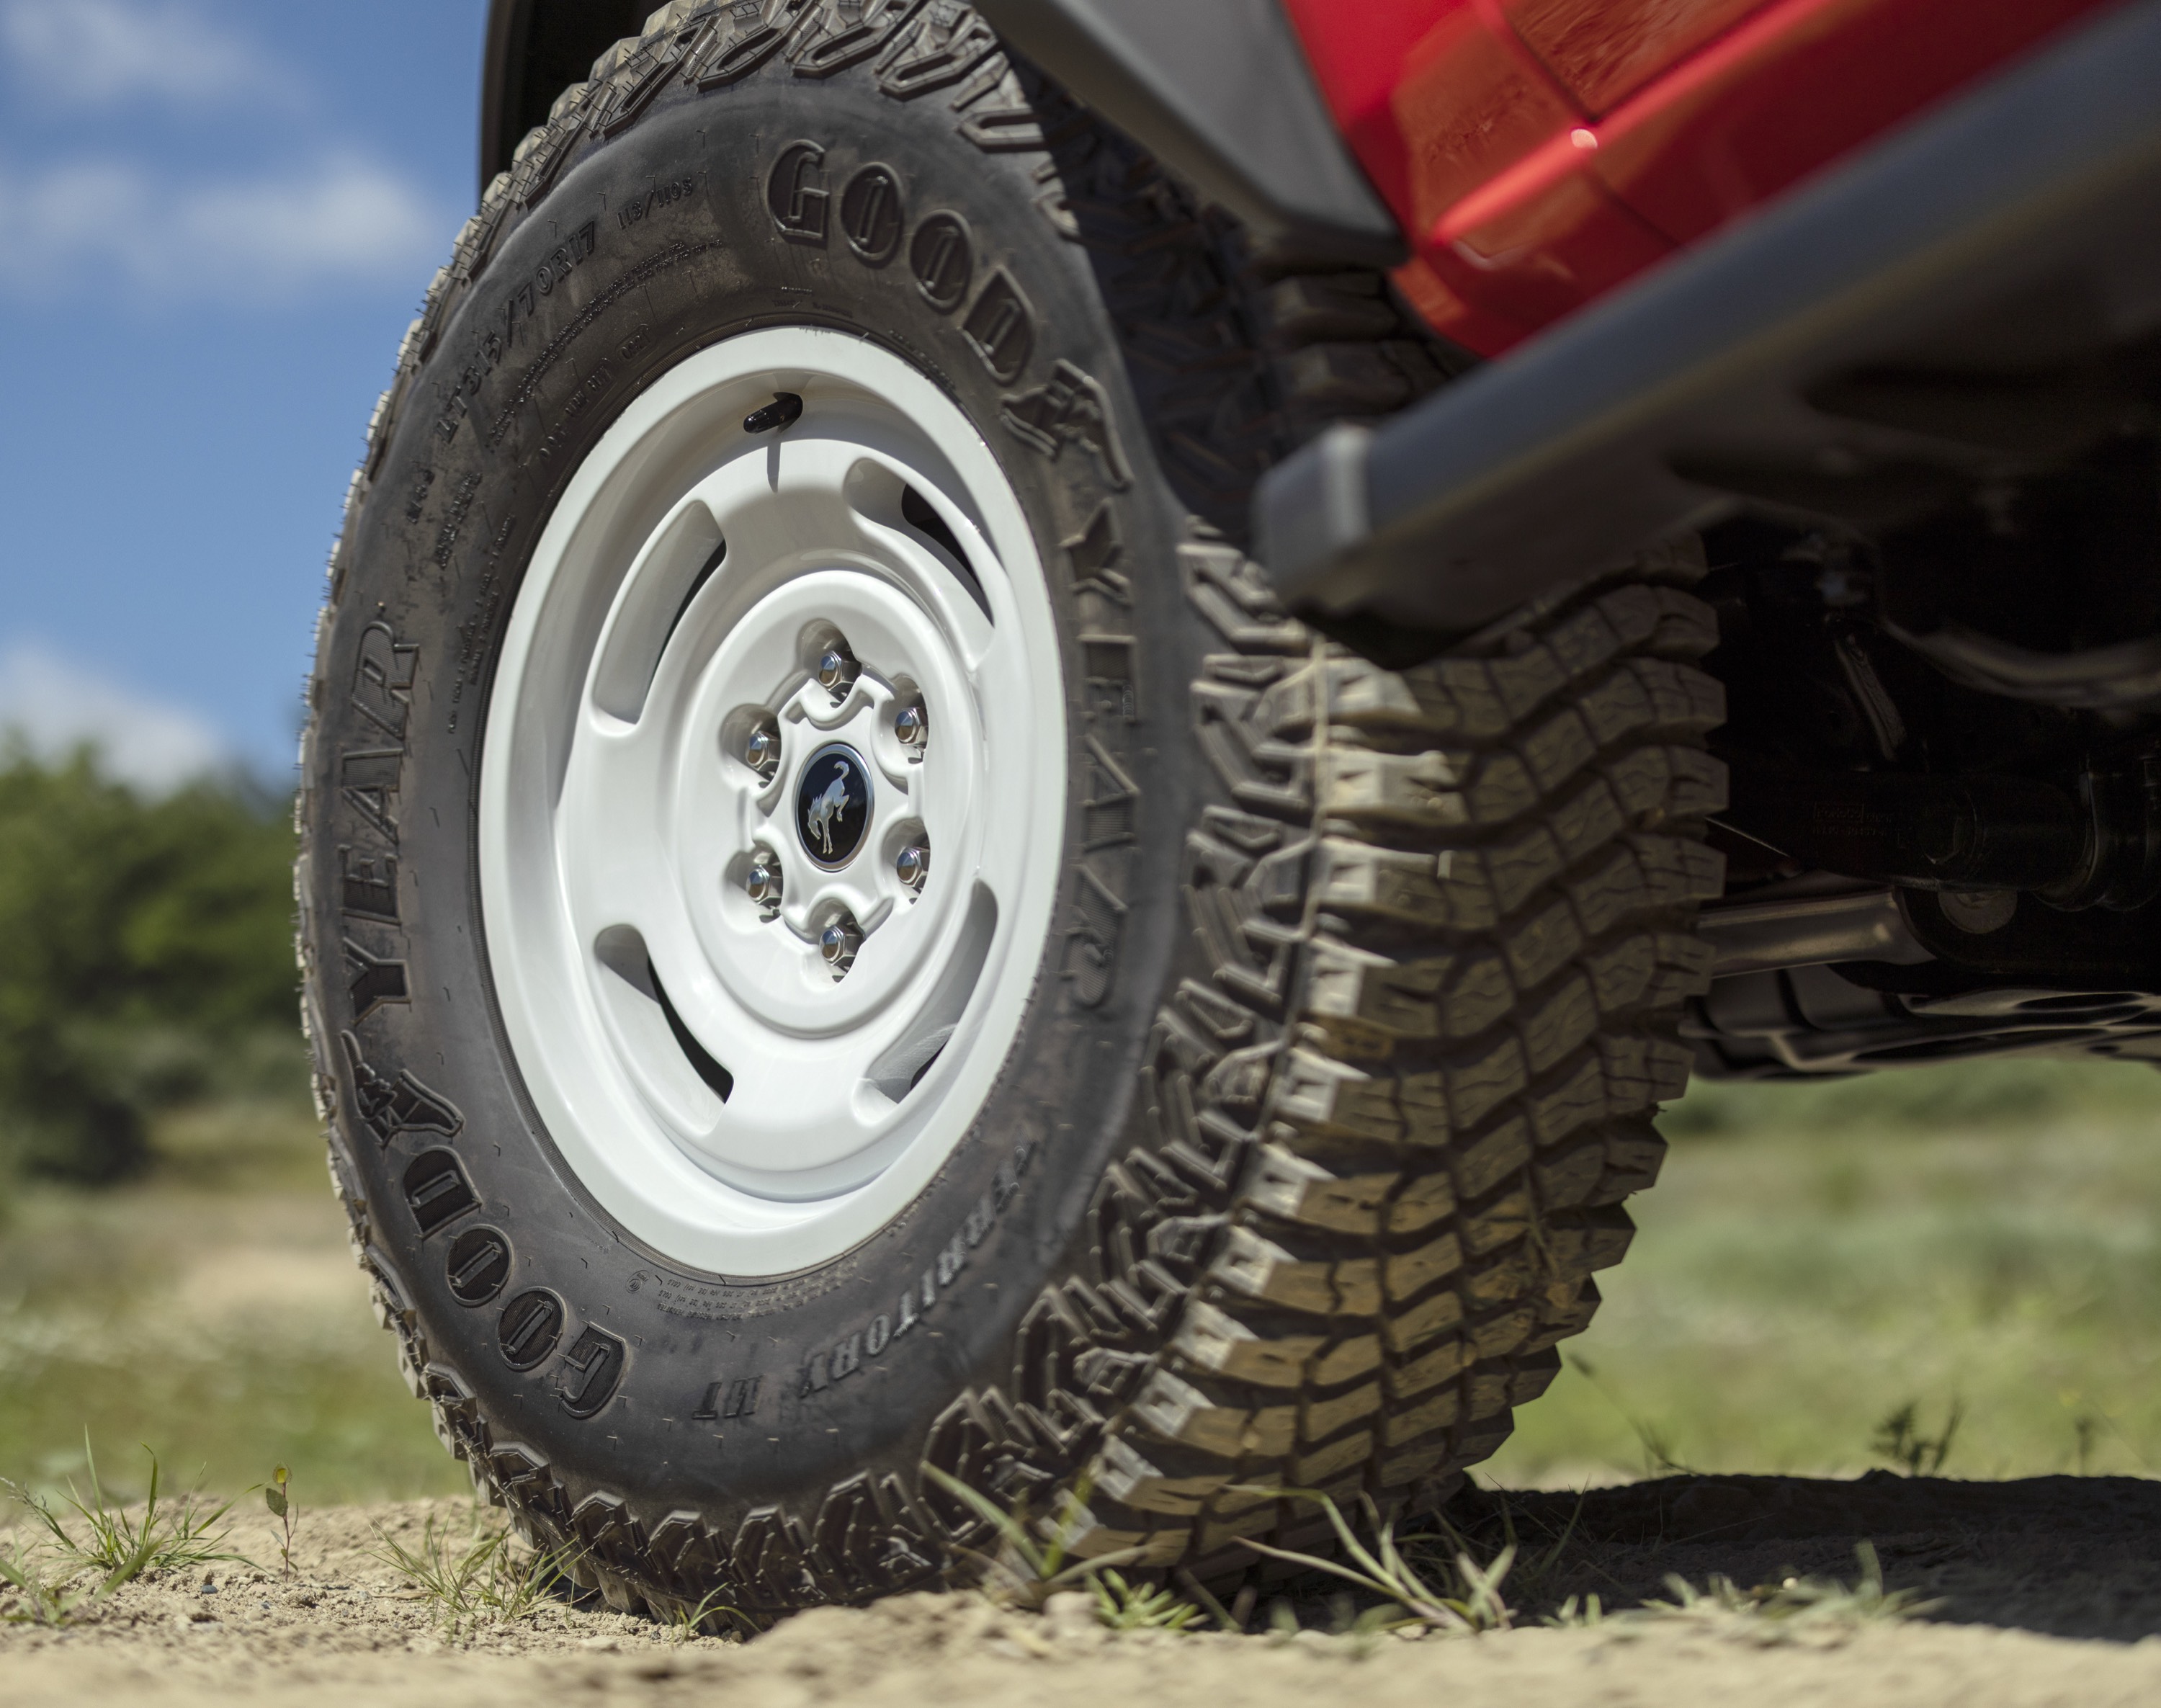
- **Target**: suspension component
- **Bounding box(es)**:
[1727,754,2161,911]
[1725,766,2087,893]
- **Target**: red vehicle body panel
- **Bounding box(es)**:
[1282,0,2124,354]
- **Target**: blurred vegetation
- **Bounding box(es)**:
[4,1051,2153,1508]
[1660,1055,2161,1141]
[0,1099,460,1504]
[0,744,452,1501]
[1489,1056,2161,1485]
[6,738,2161,1500]
[0,744,305,1182]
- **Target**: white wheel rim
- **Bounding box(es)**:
[480,329,1067,1276]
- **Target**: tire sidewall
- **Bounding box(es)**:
[305,71,1204,1567]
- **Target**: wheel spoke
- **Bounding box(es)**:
[854,506,996,668]
[589,496,727,725]
[556,704,679,949]
[695,1036,892,1180]
[696,435,866,578]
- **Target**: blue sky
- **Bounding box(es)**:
[0,0,492,787]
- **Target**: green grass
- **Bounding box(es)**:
[4,1438,250,1588]
[7,1055,2161,1511]
[0,1097,462,1506]
[1488,1056,2161,1485]
[370,1513,583,1639]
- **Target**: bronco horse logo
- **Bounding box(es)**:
[805,759,854,859]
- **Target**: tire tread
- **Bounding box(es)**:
[299,0,1722,1619]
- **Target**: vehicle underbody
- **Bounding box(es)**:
[1693,439,2161,1076]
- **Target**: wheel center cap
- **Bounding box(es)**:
[797,743,872,869]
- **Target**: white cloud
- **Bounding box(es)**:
[2,0,278,108]
[0,149,447,301]
[0,643,230,792]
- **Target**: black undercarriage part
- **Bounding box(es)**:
[1689,875,2161,1076]
[1689,697,2161,1073]
[1692,700,2161,1076]
[1692,741,2161,1072]
[1676,342,2161,1076]
[1687,960,2161,1076]
[1686,444,2161,1075]
[1887,620,2161,711]
[1722,759,2161,911]
[1725,769,2088,893]
[1696,879,1930,979]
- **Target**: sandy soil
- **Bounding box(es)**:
[6,1475,2161,1706]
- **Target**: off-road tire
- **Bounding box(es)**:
[297,0,1725,1621]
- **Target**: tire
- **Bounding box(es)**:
[298,1,1726,1622]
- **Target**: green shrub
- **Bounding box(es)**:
[0,743,299,1181]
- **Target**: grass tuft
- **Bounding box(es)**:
[1542,1592,1607,1628]
[920,1465,1152,1614]
[1091,1568,1207,1632]
[0,1544,88,1627]
[1636,1542,1941,1642]
[1871,1400,1963,1476]
[1,1435,249,1593]
[1234,1487,1516,1635]
[661,1583,751,1642]
[369,1513,576,1640]
[1412,1483,1588,1605]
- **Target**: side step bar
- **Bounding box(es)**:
[1255,0,2161,656]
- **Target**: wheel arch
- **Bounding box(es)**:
[480,1,1403,263]
[481,0,648,192]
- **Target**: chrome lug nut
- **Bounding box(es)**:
[745,850,783,910]
[820,915,862,975]
[893,701,927,750]
[895,842,930,893]
[743,721,781,782]
[815,641,859,699]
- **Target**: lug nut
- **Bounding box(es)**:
[893,702,927,750]
[820,915,862,975]
[895,842,930,893]
[746,851,783,910]
[815,642,859,699]
[743,721,781,782]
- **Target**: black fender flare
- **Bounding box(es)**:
[480,0,645,191]
[482,0,1402,265]
[972,0,1401,265]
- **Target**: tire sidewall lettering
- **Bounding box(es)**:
[312,54,1195,1567]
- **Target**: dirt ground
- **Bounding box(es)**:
[6,1475,2161,1706]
